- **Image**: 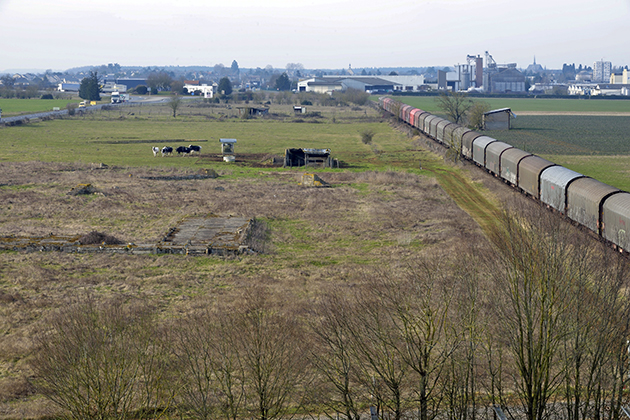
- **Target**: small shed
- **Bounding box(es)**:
[284,148,335,168]
[237,106,268,117]
[293,106,306,114]
[220,138,237,155]
[483,108,516,130]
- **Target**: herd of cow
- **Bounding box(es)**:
[152,145,202,157]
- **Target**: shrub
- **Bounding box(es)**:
[78,231,123,245]
[360,128,376,145]
[40,93,54,100]
[135,85,148,95]
[66,102,77,116]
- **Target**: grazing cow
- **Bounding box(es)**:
[152,146,160,157]
[176,146,191,155]
[161,146,173,157]
[188,144,202,154]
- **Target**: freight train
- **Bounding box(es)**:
[379,97,630,252]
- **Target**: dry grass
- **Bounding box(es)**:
[0,159,488,417]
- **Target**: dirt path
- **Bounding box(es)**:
[427,167,504,243]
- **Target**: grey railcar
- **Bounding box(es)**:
[461,130,482,159]
[472,136,497,167]
[436,120,453,144]
[567,178,620,234]
[485,141,513,176]
[500,148,531,185]
[429,116,447,141]
[423,115,439,137]
[443,123,460,147]
[518,155,556,199]
[540,166,585,213]
[602,193,630,250]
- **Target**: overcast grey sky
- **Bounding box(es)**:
[0,0,628,72]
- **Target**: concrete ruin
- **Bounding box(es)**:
[0,215,253,256]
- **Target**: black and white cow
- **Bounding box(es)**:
[176,146,191,155]
[152,146,160,157]
[161,146,173,157]
[188,144,202,154]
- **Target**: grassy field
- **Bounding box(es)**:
[389,95,630,114]
[386,96,630,191]
[1,101,510,417]
[0,102,422,174]
[2,99,624,419]
[0,98,81,117]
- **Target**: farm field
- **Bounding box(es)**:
[0,98,80,117]
[392,96,630,191]
[392,95,630,114]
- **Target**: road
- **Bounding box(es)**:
[0,95,170,124]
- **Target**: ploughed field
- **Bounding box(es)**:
[395,96,630,191]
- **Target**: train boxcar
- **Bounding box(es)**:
[567,178,620,234]
[452,126,472,153]
[518,155,556,199]
[602,193,630,251]
[500,148,531,185]
[378,97,630,254]
[485,141,513,176]
[418,113,432,133]
[443,123,460,147]
[436,120,452,144]
[423,115,440,137]
[540,166,585,213]
[429,116,448,141]
[472,136,497,167]
[461,131,482,159]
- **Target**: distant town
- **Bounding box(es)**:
[1,51,628,98]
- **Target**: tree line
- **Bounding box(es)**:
[31,206,630,420]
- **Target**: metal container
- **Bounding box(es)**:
[413,110,427,128]
[429,116,446,140]
[485,141,513,175]
[602,193,630,250]
[452,126,471,155]
[436,120,453,144]
[419,113,433,134]
[518,155,556,199]
[540,166,584,213]
[567,177,620,234]
[472,136,497,167]
[443,123,459,147]
[461,130,482,159]
[500,148,531,185]
[410,108,423,128]
[401,105,412,123]
[422,114,441,137]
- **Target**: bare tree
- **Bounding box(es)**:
[168,95,182,118]
[310,292,366,420]
[175,309,245,420]
[489,206,581,420]
[32,297,172,420]
[435,91,471,124]
[233,288,309,420]
[349,280,410,420]
[373,259,460,420]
